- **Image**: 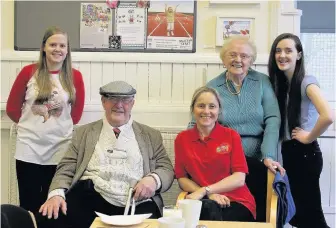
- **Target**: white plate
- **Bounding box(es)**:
[95,212,152,226]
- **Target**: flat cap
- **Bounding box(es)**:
[99,81,136,97]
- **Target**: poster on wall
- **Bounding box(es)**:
[146,0,195,51]
[80,3,113,48]
[216,17,253,46]
[115,3,146,49]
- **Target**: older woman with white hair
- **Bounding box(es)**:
[188,36,284,222]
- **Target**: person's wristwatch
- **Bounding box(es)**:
[205,186,211,195]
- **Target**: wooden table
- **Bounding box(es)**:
[91,218,274,228]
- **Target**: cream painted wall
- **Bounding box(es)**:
[1,130,10,204]
[1,0,13,205]
[1,0,14,51]
[196,1,269,54]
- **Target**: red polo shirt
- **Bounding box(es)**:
[174,123,256,218]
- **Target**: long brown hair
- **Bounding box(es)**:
[35,26,75,104]
[268,33,305,139]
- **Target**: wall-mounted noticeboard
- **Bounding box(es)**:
[14,0,197,53]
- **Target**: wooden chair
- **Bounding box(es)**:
[176,169,278,228]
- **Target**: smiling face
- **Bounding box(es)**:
[275,38,302,77]
[102,96,135,127]
[192,92,220,130]
[222,40,253,78]
[43,33,68,69]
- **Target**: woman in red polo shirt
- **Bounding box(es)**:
[174,86,256,221]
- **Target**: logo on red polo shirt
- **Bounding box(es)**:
[216,143,231,154]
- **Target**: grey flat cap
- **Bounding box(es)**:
[99,81,136,97]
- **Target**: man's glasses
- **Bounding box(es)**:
[105,96,134,104]
[227,52,251,61]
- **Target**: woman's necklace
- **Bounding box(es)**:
[226,77,241,95]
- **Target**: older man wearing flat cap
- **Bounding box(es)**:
[37,81,174,228]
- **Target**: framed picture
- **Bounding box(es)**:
[146,0,196,52]
[216,17,254,46]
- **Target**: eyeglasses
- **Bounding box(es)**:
[105,96,134,104]
[227,52,251,60]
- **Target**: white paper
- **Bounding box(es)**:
[116,7,146,48]
[80,3,113,49]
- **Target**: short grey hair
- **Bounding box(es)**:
[219,36,257,64]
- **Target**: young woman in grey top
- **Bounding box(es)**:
[269,33,334,228]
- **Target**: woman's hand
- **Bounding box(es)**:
[263,158,286,176]
[291,127,313,144]
[208,193,230,207]
[186,187,206,200]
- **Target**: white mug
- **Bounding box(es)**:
[178,199,202,228]
[158,216,185,228]
[162,205,183,218]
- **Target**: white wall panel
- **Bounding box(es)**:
[125,62,137,91]
[160,63,173,104]
[171,63,184,103]
[90,62,103,104]
[113,62,126,82]
[102,62,114,86]
[136,63,149,102]
[255,64,268,75]
[79,62,91,103]
[195,64,207,88]
[183,64,196,104]
[148,63,161,103]
[330,143,335,208]
[1,61,10,102]
[206,64,221,82]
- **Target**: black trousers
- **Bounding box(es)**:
[245,156,267,222]
[282,140,329,228]
[200,200,254,222]
[35,180,161,228]
[16,160,57,214]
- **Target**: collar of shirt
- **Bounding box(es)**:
[102,115,134,137]
[190,122,222,142]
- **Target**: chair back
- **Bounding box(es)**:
[1,204,36,228]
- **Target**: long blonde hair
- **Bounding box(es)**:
[35,26,75,104]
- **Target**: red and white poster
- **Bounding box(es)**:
[146,1,194,51]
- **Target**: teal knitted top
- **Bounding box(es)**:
[188,69,280,160]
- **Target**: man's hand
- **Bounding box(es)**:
[263,158,286,176]
[39,196,67,219]
[208,193,230,207]
[133,176,157,201]
[186,187,205,200]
